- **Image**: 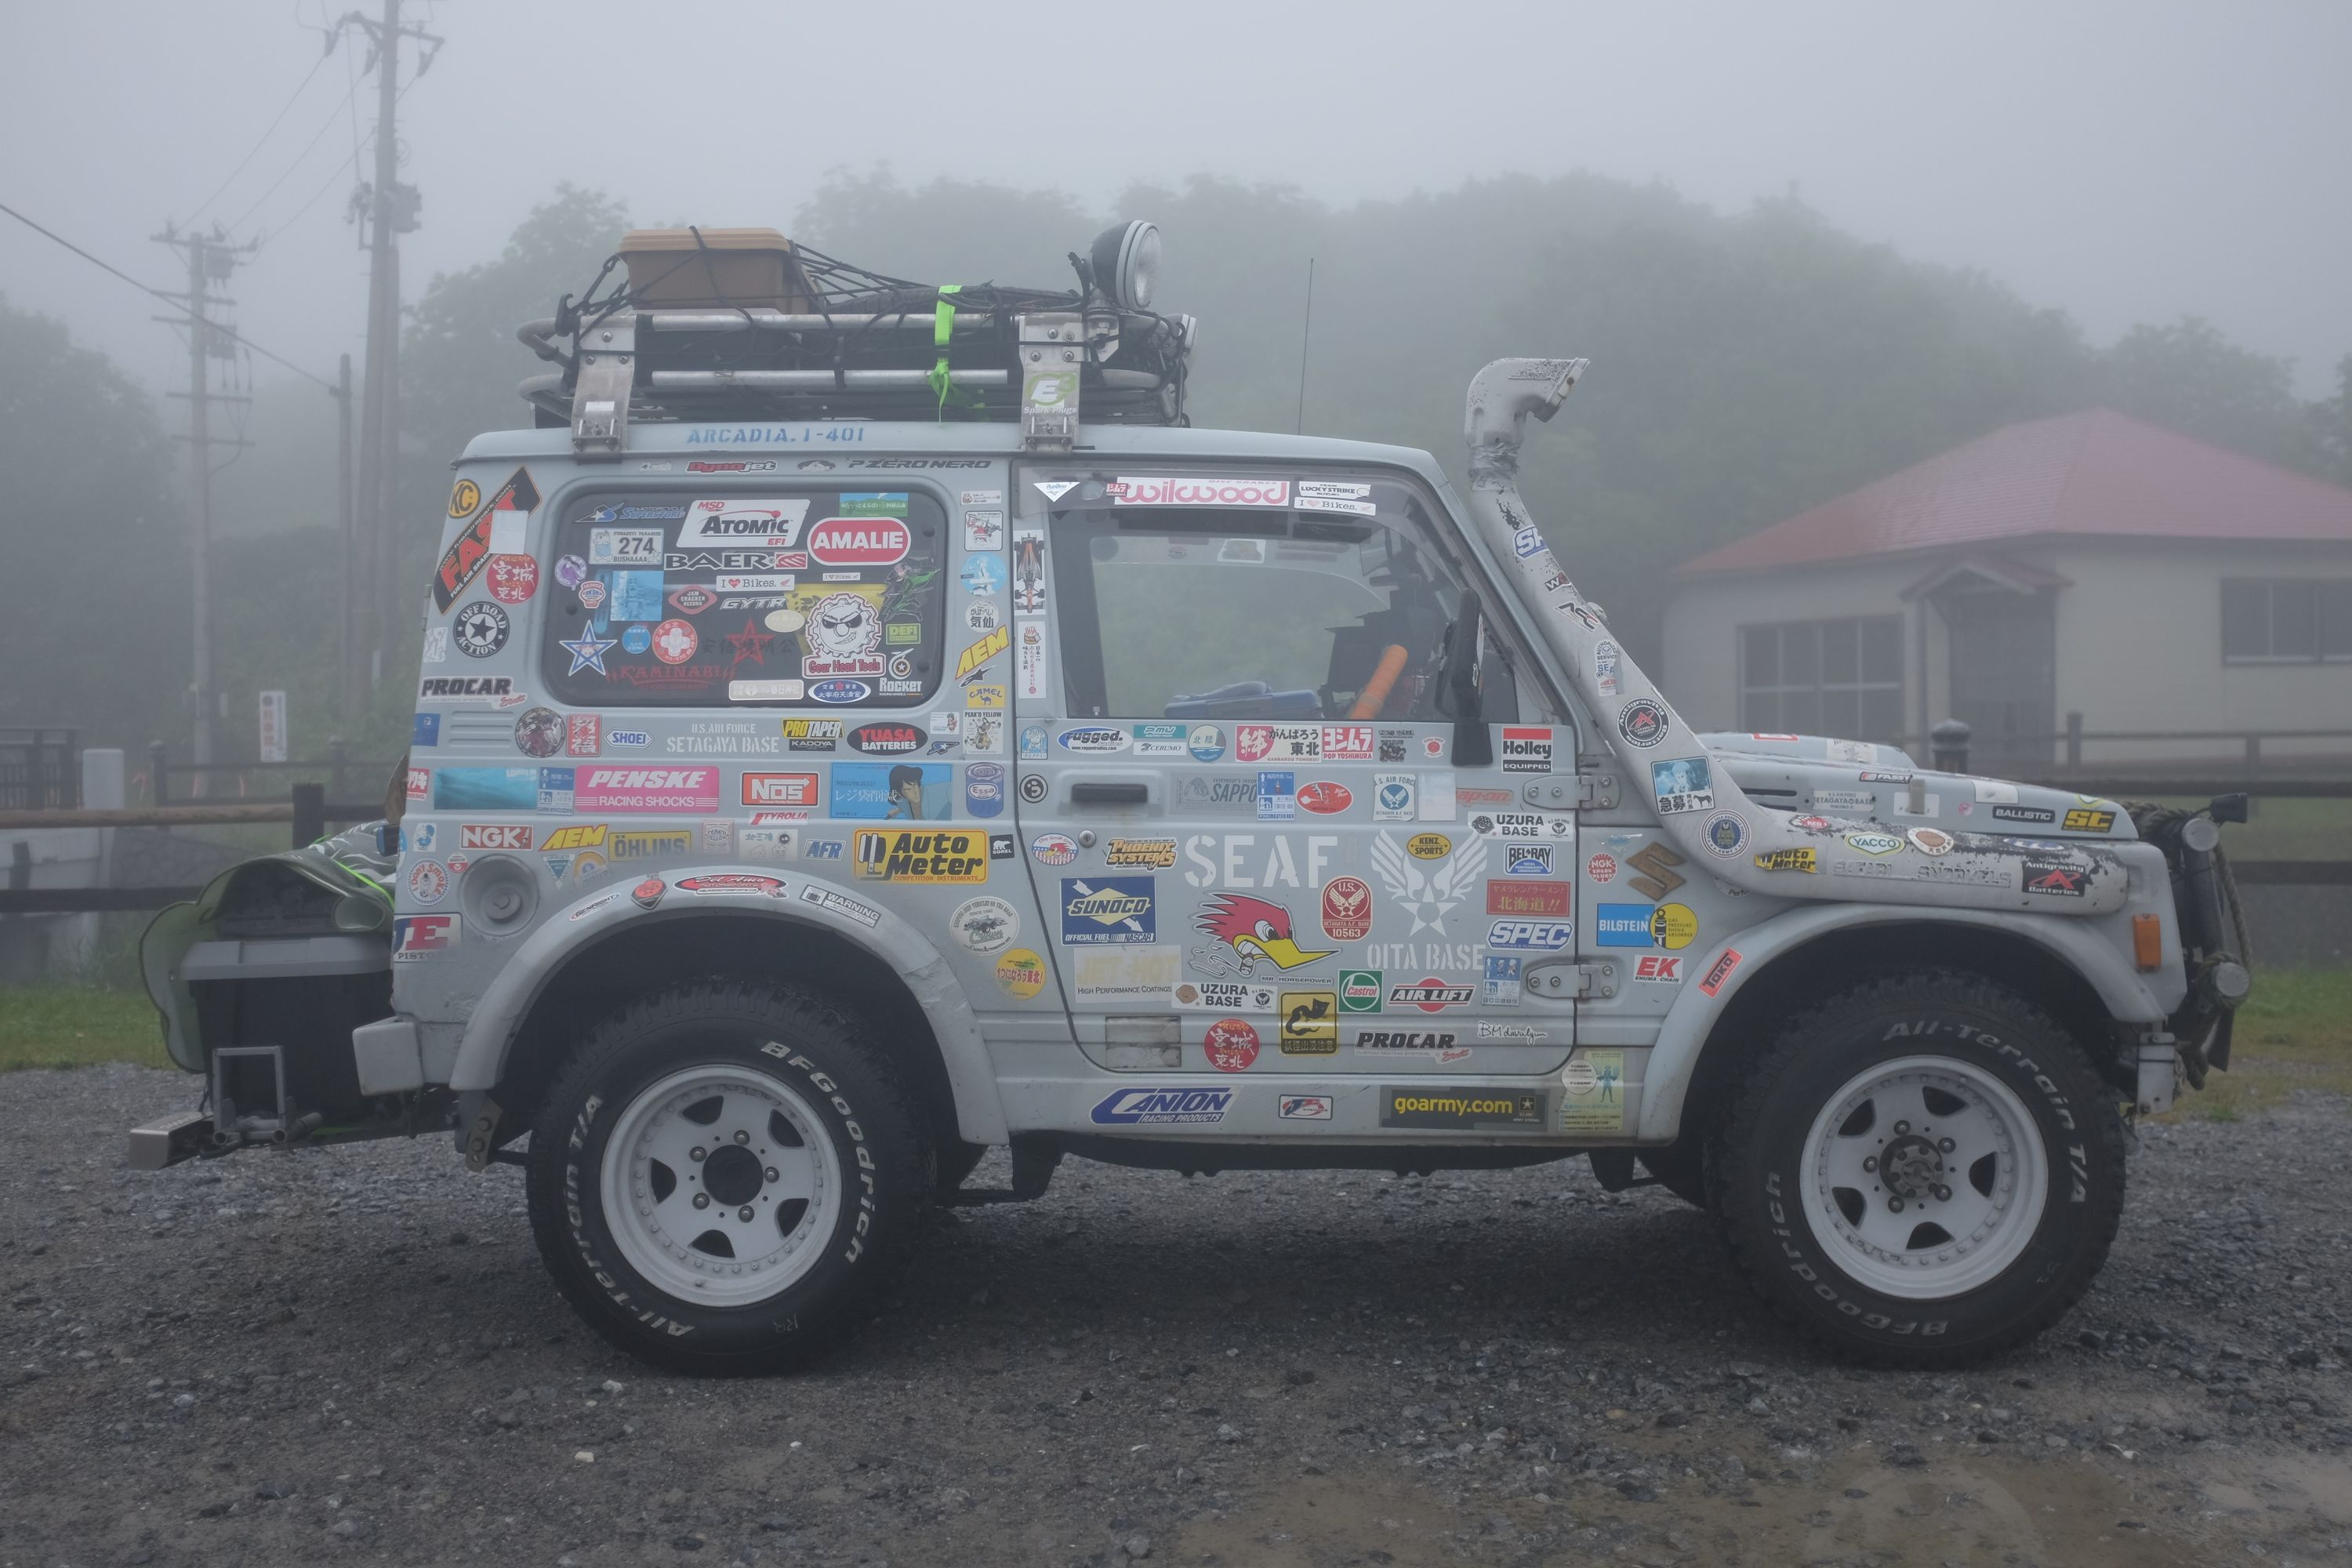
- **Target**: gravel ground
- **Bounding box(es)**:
[5,1064,2350,1568]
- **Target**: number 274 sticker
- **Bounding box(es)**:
[590,528,661,565]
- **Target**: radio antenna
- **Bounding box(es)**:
[1294,256,1316,434]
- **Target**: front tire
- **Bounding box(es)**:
[1709,971,2125,1367]
[524,979,928,1374]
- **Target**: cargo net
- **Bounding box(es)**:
[517,236,1192,428]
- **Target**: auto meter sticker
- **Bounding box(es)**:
[949,895,1018,954]
[1203,1018,1261,1073]
[808,515,911,567]
[452,601,510,658]
[677,499,811,548]
[1617,699,1669,749]
[854,828,989,884]
[486,554,539,604]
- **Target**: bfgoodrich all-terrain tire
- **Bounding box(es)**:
[524,979,929,1374]
[1709,970,2125,1367]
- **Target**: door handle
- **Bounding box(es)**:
[1070,782,1149,805]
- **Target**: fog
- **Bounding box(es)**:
[5,0,2350,397]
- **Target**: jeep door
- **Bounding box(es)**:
[1010,467,1579,1081]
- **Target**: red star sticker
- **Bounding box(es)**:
[723,615,777,673]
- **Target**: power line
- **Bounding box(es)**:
[183,48,332,227]
[225,70,365,240]
[0,199,335,391]
[267,70,418,242]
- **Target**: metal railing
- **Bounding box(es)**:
[0,785,385,913]
[0,727,80,810]
[146,739,398,808]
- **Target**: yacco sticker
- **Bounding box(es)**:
[574,768,720,813]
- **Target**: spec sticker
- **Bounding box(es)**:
[994,947,1047,1000]
[1380,1090,1547,1129]
[1559,1050,1626,1134]
[452,601,510,658]
[1650,757,1714,815]
[1617,699,1670,749]
[1279,992,1338,1054]
[949,895,1018,953]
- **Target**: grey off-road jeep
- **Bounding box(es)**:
[132,221,2252,1372]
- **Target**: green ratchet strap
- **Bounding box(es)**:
[929,285,981,418]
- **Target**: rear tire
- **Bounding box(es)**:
[524,979,929,1374]
[1708,971,2125,1367]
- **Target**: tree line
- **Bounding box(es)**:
[8,169,2351,765]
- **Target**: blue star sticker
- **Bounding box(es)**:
[560,632,617,676]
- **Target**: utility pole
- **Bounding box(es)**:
[335,0,438,696]
[152,224,257,796]
[335,352,359,713]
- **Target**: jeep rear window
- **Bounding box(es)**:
[539,490,947,708]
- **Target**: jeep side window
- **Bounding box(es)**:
[539,490,948,708]
[1051,478,1544,724]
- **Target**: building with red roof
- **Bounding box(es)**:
[1662,409,2352,771]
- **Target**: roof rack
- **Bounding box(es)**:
[514,227,1196,458]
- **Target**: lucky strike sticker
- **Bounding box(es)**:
[1203,1017,1261,1073]
[808,515,911,567]
[1109,476,1291,509]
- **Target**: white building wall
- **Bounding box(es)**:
[1659,559,1943,739]
[2048,539,2352,767]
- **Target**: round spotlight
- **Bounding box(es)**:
[1090,220,1160,311]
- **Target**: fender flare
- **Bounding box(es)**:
[445,866,1010,1144]
[1635,902,2165,1142]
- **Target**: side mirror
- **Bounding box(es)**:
[1439,593,1494,768]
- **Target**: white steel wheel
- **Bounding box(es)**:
[1798,1054,2049,1301]
[598,1062,844,1307]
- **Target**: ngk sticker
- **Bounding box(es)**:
[677,499,811,548]
[459,824,532,851]
[808,516,911,567]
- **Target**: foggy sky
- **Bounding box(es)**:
[5,0,2348,404]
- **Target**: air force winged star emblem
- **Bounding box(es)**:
[1370,833,1486,935]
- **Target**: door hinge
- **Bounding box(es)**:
[1523,767,1618,811]
[571,313,636,459]
[1525,959,1617,1000]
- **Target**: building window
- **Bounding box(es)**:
[1740,617,1904,740]
[2222,579,2352,662]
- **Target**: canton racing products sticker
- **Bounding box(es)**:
[1091,1087,1232,1127]
[1062,877,1156,944]
[1617,699,1669,749]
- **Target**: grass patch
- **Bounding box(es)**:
[0,986,171,1073]
[2169,966,2352,1121]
